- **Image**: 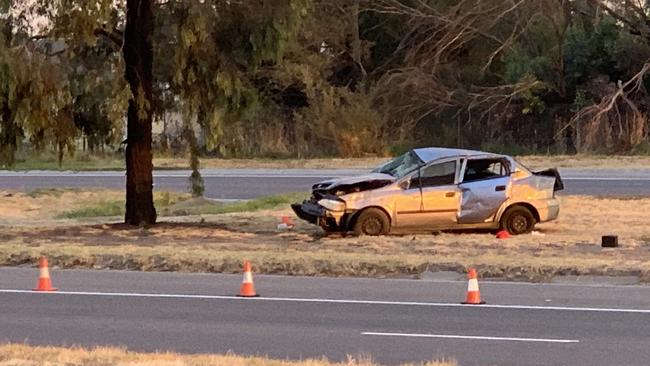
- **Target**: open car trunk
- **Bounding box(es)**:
[534,168,564,192]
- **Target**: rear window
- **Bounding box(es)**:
[463,159,510,182]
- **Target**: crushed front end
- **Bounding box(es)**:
[291,173,395,231]
[291,195,347,230]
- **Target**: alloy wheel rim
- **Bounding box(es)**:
[364,217,382,235]
[512,215,528,233]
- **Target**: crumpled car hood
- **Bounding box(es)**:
[312,173,395,193]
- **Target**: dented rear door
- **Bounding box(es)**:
[457,158,512,224]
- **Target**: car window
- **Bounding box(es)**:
[463,159,509,183]
[418,161,457,187]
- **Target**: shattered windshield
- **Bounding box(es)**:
[372,151,424,178]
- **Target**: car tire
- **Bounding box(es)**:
[353,208,390,236]
[501,206,536,235]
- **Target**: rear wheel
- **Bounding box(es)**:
[501,206,536,235]
[353,208,390,236]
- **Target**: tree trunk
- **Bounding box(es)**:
[0,104,17,168]
[184,121,204,198]
[350,0,362,68]
[123,0,157,225]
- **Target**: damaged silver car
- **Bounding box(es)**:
[291,148,563,235]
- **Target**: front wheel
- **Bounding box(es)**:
[353,208,390,236]
[501,206,536,235]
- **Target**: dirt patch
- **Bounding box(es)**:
[0,189,125,223]
[2,194,650,282]
[0,344,454,366]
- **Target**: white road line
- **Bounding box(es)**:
[1,289,650,314]
[361,332,579,344]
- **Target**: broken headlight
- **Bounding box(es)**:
[317,198,346,212]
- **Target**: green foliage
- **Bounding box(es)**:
[502,46,553,87]
[4,0,650,164]
[67,40,130,151]
[58,199,124,218]
[632,142,650,156]
[571,89,591,113]
[0,22,75,167]
[565,20,624,88]
[11,152,124,171]
[172,0,311,153]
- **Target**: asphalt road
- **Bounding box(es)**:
[1,268,649,365]
[2,168,650,198]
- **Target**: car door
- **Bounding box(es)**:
[418,159,461,228]
[458,157,512,224]
[392,171,425,228]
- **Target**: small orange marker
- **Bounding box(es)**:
[281,216,294,227]
[238,261,258,297]
[462,268,485,304]
[496,230,510,239]
[33,257,57,292]
[277,216,295,230]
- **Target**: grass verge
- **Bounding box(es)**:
[2,192,650,282]
[12,153,124,171]
[0,344,454,366]
[56,192,307,219]
[55,191,189,219]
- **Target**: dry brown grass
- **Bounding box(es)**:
[154,157,388,169]
[0,189,191,224]
[0,344,454,366]
[151,155,650,170]
[0,189,118,222]
[1,191,650,281]
[517,154,650,169]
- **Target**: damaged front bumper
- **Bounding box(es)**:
[291,201,324,224]
[291,199,347,227]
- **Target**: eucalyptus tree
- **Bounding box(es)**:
[8,0,312,224]
[0,3,74,168]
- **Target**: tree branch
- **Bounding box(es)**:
[94,27,124,47]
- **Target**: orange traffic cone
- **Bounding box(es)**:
[496,230,510,239]
[238,261,258,297]
[33,257,57,292]
[462,268,484,304]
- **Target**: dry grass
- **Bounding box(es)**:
[0,344,454,366]
[154,155,650,170]
[0,189,305,224]
[0,189,190,224]
[1,191,650,281]
[10,153,650,171]
[154,157,388,169]
[517,154,650,169]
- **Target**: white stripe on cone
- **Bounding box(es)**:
[242,272,253,284]
[467,278,479,292]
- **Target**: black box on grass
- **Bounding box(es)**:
[601,235,618,248]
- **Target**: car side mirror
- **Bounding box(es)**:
[398,179,410,190]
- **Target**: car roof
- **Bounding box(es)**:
[412,147,503,163]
